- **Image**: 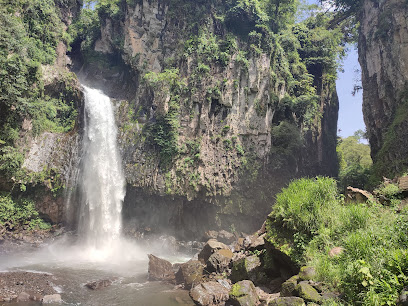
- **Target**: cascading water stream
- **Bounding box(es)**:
[78,86,126,256]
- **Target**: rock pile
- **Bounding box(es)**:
[147,226,340,305]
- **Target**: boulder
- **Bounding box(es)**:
[147,254,175,282]
[42,294,62,304]
[298,266,316,281]
[248,234,266,250]
[399,176,408,192]
[16,292,30,302]
[280,275,299,297]
[233,238,245,252]
[207,249,233,273]
[328,247,344,258]
[204,230,219,241]
[198,239,230,263]
[218,230,235,244]
[229,280,259,306]
[190,281,229,306]
[345,186,376,204]
[175,260,205,289]
[268,297,305,305]
[296,281,322,303]
[85,278,114,290]
[398,287,408,306]
[231,255,268,285]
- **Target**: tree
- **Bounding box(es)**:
[337,130,372,190]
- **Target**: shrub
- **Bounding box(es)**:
[267,177,408,305]
[0,194,50,230]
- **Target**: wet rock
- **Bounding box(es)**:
[198,239,230,263]
[30,293,43,301]
[280,275,299,297]
[85,278,114,290]
[296,281,322,303]
[218,230,235,244]
[298,266,316,281]
[268,297,305,305]
[229,280,259,306]
[207,249,233,273]
[42,294,62,303]
[16,292,30,302]
[175,260,205,289]
[231,255,268,285]
[190,281,229,306]
[148,254,175,282]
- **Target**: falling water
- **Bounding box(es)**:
[78,86,126,254]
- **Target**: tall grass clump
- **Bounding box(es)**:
[266,176,408,305]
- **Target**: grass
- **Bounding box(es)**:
[266,177,408,305]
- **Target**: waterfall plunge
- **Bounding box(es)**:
[78,86,126,256]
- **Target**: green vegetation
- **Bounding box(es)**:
[337,130,372,190]
[0,1,78,185]
[267,177,408,305]
[0,194,51,230]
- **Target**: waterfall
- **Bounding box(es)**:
[78,86,126,252]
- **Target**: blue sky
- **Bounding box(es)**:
[305,0,366,138]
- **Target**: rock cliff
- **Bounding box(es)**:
[73,0,339,238]
[359,0,408,179]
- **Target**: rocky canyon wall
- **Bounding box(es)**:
[359,0,408,179]
[74,0,339,239]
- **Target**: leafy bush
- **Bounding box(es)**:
[267,177,408,305]
[0,194,50,230]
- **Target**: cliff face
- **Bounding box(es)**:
[74,0,339,238]
[359,0,408,179]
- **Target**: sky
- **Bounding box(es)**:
[304,0,366,138]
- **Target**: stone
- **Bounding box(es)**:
[268,297,305,306]
[328,247,344,258]
[147,254,175,282]
[233,238,245,252]
[207,248,233,273]
[175,260,204,289]
[398,287,408,306]
[85,278,114,290]
[204,230,219,240]
[198,239,230,263]
[190,281,229,306]
[345,186,376,204]
[42,294,62,304]
[30,293,43,301]
[229,280,259,306]
[298,266,316,281]
[16,292,30,302]
[248,233,266,250]
[280,275,299,297]
[218,230,235,244]
[230,255,268,285]
[296,282,322,303]
[399,176,408,192]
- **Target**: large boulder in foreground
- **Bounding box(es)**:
[147,254,175,282]
[229,280,259,306]
[190,281,229,306]
[198,239,230,263]
[175,260,205,289]
[207,249,234,273]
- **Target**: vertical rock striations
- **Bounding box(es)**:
[73,0,340,238]
[359,0,408,179]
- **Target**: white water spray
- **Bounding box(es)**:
[78,86,126,255]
